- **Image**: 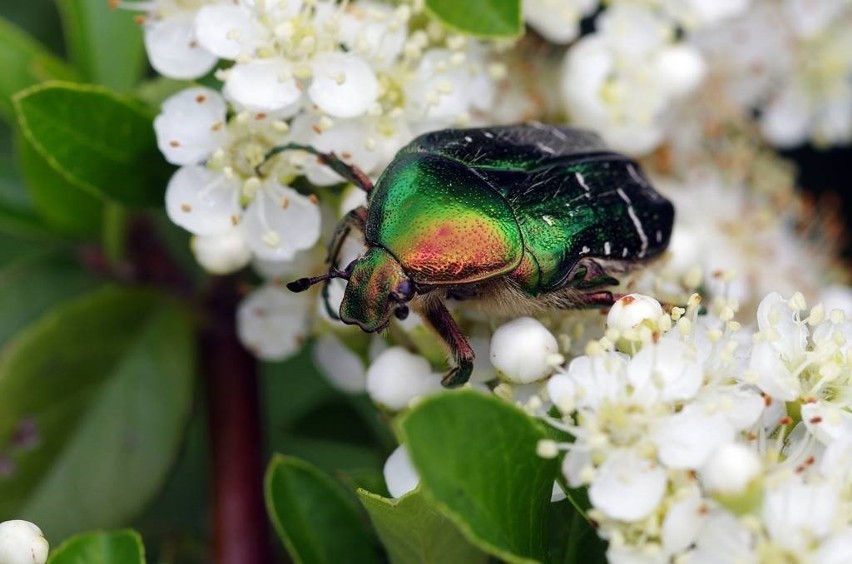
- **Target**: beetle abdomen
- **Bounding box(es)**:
[366,153,524,285]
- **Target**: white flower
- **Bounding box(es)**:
[195,3,265,60]
[383,444,419,498]
[699,442,761,495]
[366,347,442,411]
[490,317,559,384]
[236,283,312,360]
[0,520,49,564]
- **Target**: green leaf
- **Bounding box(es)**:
[0,15,77,121]
[47,529,145,564]
[15,130,103,237]
[56,0,146,90]
[13,82,171,207]
[0,245,99,344]
[559,500,607,564]
[425,0,522,38]
[265,455,379,564]
[359,487,488,564]
[399,391,558,563]
[0,287,196,540]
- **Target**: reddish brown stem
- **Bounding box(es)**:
[202,278,271,564]
[203,277,272,564]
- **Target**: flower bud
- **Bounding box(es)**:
[383,444,420,498]
[490,317,559,384]
[700,442,763,515]
[0,520,49,564]
[366,347,442,411]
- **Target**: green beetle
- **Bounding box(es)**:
[282,124,674,387]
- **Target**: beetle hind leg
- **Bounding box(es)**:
[420,298,474,388]
[261,143,374,193]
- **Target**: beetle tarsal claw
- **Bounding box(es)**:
[286,278,313,292]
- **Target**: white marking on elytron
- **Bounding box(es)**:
[484,131,494,139]
[581,245,590,254]
[622,247,629,257]
[617,187,649,258]
[464,136,473,142]
[575,172,591,191]
[656,230,662,243]
[542,215,555,226]
[549,126,568,141]
[604,241,612,255]
[537,142,555,154]
[627,163,646,186]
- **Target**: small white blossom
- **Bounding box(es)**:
[383,444,420,498]
[313,332,368,393]
[366,347,442,411]
[0,520,49,564]
[236,284,312,360]
[191,227,252,275]
[490,317,559,384]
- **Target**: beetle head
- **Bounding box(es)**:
[340,247,414,332]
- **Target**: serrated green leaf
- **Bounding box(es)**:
[13,82,170,207]
[14,130,103,237]
[0,287,196,540]
[399,391,558,564]
[359,487,488,564]
[265,455,379,564]
[425,0,522,38]
[0,15,77,121]
[56,0,146,90]
[47,529,145,564]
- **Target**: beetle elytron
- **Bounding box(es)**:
[279,124,675,387]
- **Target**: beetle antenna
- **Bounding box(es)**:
[286,267,350,293]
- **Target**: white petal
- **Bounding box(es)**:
[366,347,442,411]
[0,520,49,564]
[760,85,811,148]
[165,165,239,236]
[749,342,800,401]
[154,87,227,165]
[661,487,705,555]
[490,317,559,384]
[236,284,311,360]
[755,292,808,357]
[309,53,379,119]
[811,530,852,564]
[524,0,595,44]
[763,480,837,551]
[338,1,408,69]
[589,449,667,522]
[551,481,567,502]
[405,49,471,122]
[242,183,322,262]
[313,332,367,394]
[224,59,301,113]
[654,405,735,469]
[564,354,630,410]
[195,4,262,60]
[144,16,218,80]
[561,447,592,488]
[628,337,703,404]
[690,511,755,563]
[802,402,852,445]
[383,444,420,498]
[191,227,252,275]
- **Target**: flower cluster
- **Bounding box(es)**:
[535,292,852,562]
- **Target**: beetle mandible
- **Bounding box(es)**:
[277,124,675,387]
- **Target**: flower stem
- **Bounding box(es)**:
[203,277,271,564]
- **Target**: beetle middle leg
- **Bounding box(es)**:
[420,297,474,388]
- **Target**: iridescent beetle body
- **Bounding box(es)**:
[283,124,675,387]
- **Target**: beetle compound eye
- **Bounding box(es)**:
[394,305,409,320]
[394,279,415,302]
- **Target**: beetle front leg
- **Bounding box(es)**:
[261,143,374,193]
[420,298,474,388]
